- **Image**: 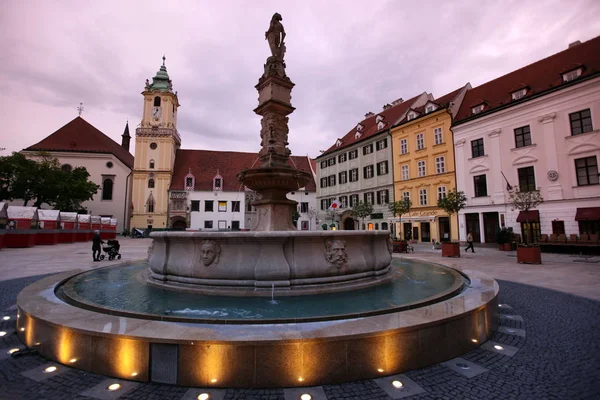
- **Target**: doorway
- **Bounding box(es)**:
[465,213,481,243]
[421,222,431,243]
[483,212,499,243]
[404,223,412,240]
[438,217,450,242]
[412,226,419,242]
[344,218,355,230]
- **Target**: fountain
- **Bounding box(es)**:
[15,13,499,389]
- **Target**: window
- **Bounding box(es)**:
[364,192,374,204]
[401,165,409,181]
[204,221,213,229]
[417,160,426,177]
[569,109,593,135]
[320,177,328,188]
[419,189,427,206]
[403,191,410,202]
[364,165,374,179]
[426,105,435,113]
[150,142,157,150]
[185,177,194,188]
[320,199,327,210]
[106,161,113,168]
[148,179,155,188]
[416,133,424,150]
[434,127,443,145]
[172,199,185,211]
[435,156,445,174]
[328,175,336,186]
[149,159,155,169]
[218,221,227,230]
[231,221,240,230]
[350,168,359,182]
[348,149,358,160]
[438,186,447,200]
[232,201,241,212]
[377,160,388,175]
[102,177,113,201]
[563,68,582,82]
[376,139,388,150]
[474,175,488,197]
[218,201,227,212]
[363,144,373,155]
[61,164,72,172]
[400,138,408,154]
[407,112,416,121]
[300,202,309,213]
[328,158,336,166]
[472,104,484,114]
[376,189,389,204]
[514,125,532,148]
[154,96,161,107]
[471,138,485,158]
[340,196,348,208]
[512,88,527,100]
[147,201,154,213]
[320,160,327,169]
[205,200,214,212]
[350,194,359,207]
[338,153,347,163]
[575,156,599,186]
[339,171,347,184]
[214,178,222,189]
[518,166,536,192]
[191,200,200,212]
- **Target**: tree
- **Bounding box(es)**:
[388,198,411,239]
[0,152,38,202]
[53,167,100,212]
[351,201,373,230]
[509,188,544,244]
[437,189,467,241]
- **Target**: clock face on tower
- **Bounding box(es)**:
[152,107,162,118]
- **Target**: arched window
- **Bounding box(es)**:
[61,164,72,172]
[149,159,155,169]
[375,223,379,230]
[147,194,155,213]
[382,222,389,230]
[102,178,113,200]
[154,96,161,107]
[148,179,155,188]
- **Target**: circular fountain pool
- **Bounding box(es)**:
[56,259,466,323]
[17,258,498,388]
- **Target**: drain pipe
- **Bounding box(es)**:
[123,169,133,234]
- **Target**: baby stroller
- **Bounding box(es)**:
[100,239,122,261]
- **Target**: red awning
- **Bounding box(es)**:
[516,210,540,222]
[575,207,600,221]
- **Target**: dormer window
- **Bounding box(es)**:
[562,68,583,82]
[377,121,385,130]
[376,115,384,123]
[356,123,364,131]
[511,88,527,101]
[472,104,485,115]
[185,170,195,191]
[407,112,417,121]
[213,172,223,191]
[425,105,436,113]
[335,139,342,147]
[355,131,362,139]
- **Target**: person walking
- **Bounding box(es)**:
[92,230,104,261]
[465,232,475,253]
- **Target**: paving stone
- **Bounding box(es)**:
[20,361,70,382]
[373,374,426,399]
[80,378,139,400]
[284,386,327,400]
[481,341,520,357]
[441,357,489,378]
[497,326,526,338]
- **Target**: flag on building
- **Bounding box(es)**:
[329,200,342,211]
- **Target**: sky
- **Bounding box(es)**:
[1,0,599,159]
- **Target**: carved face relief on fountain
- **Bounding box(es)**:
[199,240,221,267]
[325,239,348,268]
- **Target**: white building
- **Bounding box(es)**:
[452,37,600,243]
[315,93,430,231]
[20,117,133,232]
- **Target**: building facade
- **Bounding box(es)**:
[452,37,600,243]
[316,93,430,231]
[130,57,181,230]
[390,84,470,242]
[21,117,134,232]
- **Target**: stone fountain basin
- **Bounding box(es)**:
[237,166,312,193]
[148,230,392,296]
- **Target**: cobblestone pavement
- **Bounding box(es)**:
[1,273,599,400]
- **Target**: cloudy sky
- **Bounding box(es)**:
[1,0,599,159]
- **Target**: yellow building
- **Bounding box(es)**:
[130,57,181,230]
[390,85,469,243]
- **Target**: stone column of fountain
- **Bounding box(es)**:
[237,12,312,231]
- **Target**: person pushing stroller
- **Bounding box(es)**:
[92,230,104,262]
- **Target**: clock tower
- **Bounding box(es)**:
[130,56,181,230]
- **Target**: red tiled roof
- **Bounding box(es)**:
[432,86,464,108]
[455,36,600,123]
[319,93,425,157]
[171,149,316,192]
[25,117,134,168]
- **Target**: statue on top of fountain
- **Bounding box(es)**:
[263,13,288,79]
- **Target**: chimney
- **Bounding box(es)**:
[568,40,581,49]
[121,121,131,152]
[364,112,375,118]
[382,104,392,110]
[391,98,403,106]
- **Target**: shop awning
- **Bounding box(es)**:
[575,207,600,221]
[516,210,539,222]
